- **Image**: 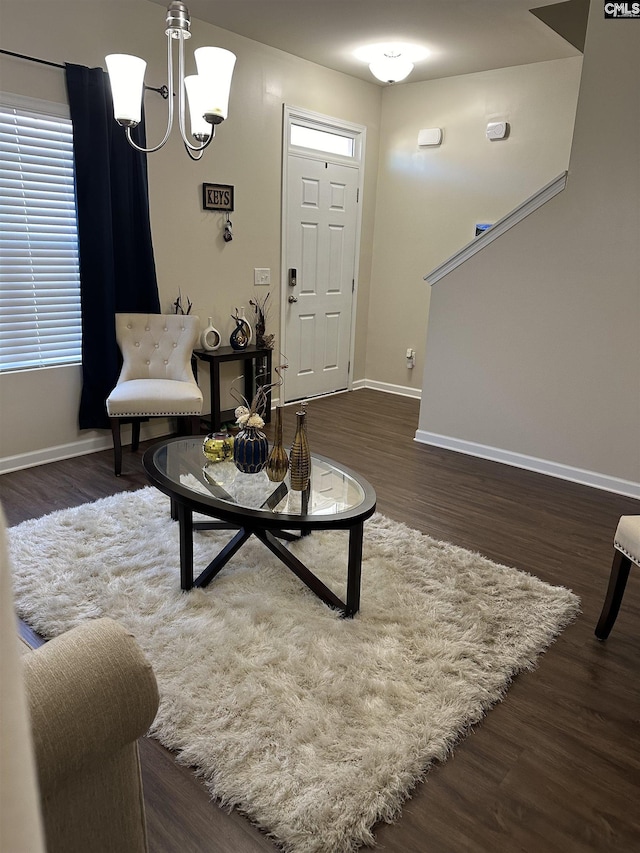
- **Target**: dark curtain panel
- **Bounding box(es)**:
[65,63,161,430]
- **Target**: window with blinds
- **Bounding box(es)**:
[0,95,82,372]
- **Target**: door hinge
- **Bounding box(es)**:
[356,188,360,202]
[352,279,355,292]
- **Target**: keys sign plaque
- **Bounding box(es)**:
[202,183,234,211]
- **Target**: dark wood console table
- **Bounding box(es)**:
[193,345,272,432]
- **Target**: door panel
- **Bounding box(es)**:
[324,313,340,368]
[285,156,358,402]
[298,314,315,373]
[300,223,319,294]
[328,225,345,291]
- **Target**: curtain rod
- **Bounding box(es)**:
[0,47,64,70]
[0,49,169,98]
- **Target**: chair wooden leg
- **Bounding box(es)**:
[109,418,123,477]
[595,550,632,640]
[131,419,141,452]
[188,414,201,436]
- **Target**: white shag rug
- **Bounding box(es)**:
[8,488,580,853]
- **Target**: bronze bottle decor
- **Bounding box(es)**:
[266,406,289,482]
[289,403,311,491]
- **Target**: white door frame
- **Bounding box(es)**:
[280,105,366,404]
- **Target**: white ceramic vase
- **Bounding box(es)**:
[200,317,221,351]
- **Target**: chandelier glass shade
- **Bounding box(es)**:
[105,55,147,125]
[105,1,236,160]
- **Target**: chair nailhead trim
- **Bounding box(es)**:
[614,540,640,567]
[114,411,201,417]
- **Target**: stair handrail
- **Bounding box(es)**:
[424,171,568,286]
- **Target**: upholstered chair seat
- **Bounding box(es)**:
[106,378,203,417]
[106,313,203,475]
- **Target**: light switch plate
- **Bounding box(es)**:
[254,268,271,286]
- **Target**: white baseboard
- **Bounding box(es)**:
[0,419,173,475]
[415,429,640,499]
[352,378,422,400]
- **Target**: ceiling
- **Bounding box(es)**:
[146,0,583,85]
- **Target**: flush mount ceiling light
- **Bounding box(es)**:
[354,43,430,84]
[369,52,414,83]
[105,1,236,160]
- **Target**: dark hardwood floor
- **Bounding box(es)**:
[2,389,639,853]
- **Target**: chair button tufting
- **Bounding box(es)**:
[154,343,159,348]
[127,323,132,329]
[164,359,168,365]
[135,342,140,347]
[173,342,177,348]
[145,326,150,331]
[146,360,150,365]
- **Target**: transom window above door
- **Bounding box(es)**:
[290,123,356,158]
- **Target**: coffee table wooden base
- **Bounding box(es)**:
[175,503,363,617]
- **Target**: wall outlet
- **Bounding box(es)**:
[254,268,271,286]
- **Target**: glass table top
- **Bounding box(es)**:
[145,437,373,520]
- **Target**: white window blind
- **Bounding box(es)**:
[0,96,82,372]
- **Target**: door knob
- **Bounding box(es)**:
[288,295,298,303]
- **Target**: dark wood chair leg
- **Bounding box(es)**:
[131,419,141,452]
[595,550,632,640]
[188,414,201,436]
[109,418,123,477]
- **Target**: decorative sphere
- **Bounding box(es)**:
[202,432,234,463]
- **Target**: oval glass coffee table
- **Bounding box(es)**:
[143,437,377,617]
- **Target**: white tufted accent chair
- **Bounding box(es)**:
[595,515,640,639]
[106,313,203,475]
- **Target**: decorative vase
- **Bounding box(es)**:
[266,406,289,482]
[202,432,234,463]
[200,317,221,351]
[239,306,253,344]
[289,405,311,491]
[233,426,269,473]
[230,318,249,350]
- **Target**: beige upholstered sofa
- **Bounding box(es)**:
[1,510,160,853]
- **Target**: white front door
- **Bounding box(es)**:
[283,155,359,402]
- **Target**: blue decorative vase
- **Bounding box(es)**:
[233,427,269,473]
[230,318,249,350]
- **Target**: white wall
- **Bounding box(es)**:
[418,1,640,496]
[366,57,582,395]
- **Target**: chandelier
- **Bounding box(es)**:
[105,1,236,160]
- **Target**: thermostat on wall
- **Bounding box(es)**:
[418,127,442,147]
[486,121,509,141]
